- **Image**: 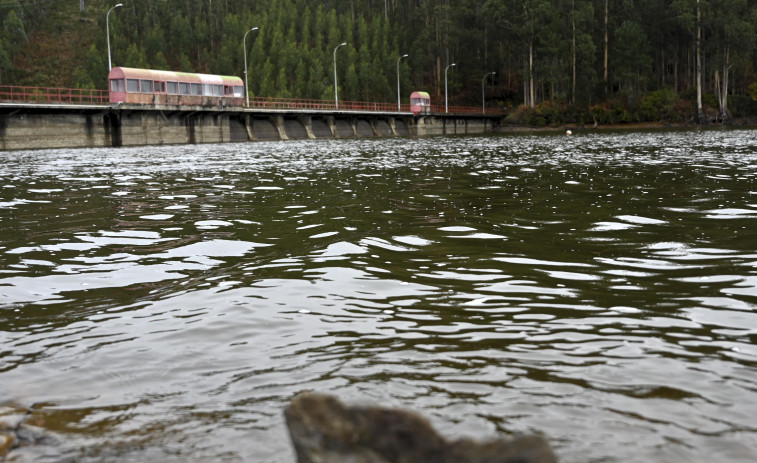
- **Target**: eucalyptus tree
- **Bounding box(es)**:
[612,20,650,95]
[673,0,706,123]
[0,9,26,84]
[484,0,553,108]
[568,0,596,105]
[707,0,757,121]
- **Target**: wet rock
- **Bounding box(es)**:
[0,406,24,458]
[284,392,557,463]
[0,403,59,461]
[0,409,27,432]
[0,432,15,458]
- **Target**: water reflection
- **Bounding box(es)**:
[1,129,756,462]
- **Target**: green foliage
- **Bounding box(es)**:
[0,9,26,83]
[703,93,718,108]
[72,67,94,89]
[3,9,26,42]
[638,88,681,121]
[153,51,170,72]
[178,53,193,73]
[124,43,148,69]
[505,100,575,127]
[749,81,757,102]
[590,95,635,125]
[730,94,757,117]
[3,0,757,123]
[79,43,105,89]
[612,21,650,94]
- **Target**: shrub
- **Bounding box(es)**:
[638,88,678,121]
[730,94,757,118]
[504,104,533,125]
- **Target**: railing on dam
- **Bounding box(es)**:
[0,85,110,105]
[1,84,502,115]
[246,96,495,115]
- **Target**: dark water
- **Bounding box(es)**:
[1,129,756,462]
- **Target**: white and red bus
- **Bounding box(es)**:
[108,67,244,107]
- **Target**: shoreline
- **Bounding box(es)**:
[498,118,757,134]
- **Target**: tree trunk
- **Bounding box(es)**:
[523,57,528,107]
[696,0,705,124]
[436,56,441,98]
[571,0,576,104]
[715,70,721,119]
[719,48,730,122]
[603,0,609,95]
[528,39,535,108]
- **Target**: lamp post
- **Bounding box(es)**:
[396,53,408,111]
[243,26,259,107]
[333,42,347,109]
[482,71,495,114]
[445,63,456,113]
[106,3,122,71]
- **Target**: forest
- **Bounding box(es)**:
[2,0,757,125]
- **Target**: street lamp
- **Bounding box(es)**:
[243,26,259,107]
[482,71,495,114]
[445,63,456,113]
[396,53,408,111]
[333,42,347,109]
[106,3,122,71]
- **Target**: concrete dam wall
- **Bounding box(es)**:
[0,104,502,151]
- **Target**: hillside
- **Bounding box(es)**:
[11,2,101,87]
[3,0,757,124]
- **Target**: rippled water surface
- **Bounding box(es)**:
[1,129,757,462]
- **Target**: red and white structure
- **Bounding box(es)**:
[108,67,244,107]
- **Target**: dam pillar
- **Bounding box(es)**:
[271,115,289,140]
[388,117,398,136]
[244,114,257,141]
[326,116,337,138]
[298,116,316,139]
[105,110,122,147]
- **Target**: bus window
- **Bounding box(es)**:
[110,79,125,92]
[126,79,139,93]
[140,80,153,93]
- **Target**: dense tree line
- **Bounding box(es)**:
[3,0,757,123]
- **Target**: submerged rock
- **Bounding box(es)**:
[0,432,15,458]
[0,404,59,461]
[284,392,557,463]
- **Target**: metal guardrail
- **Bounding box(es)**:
[0,85,109,105]
[0,84,502,115]
[246,96,499,114]
[248,96,406,112]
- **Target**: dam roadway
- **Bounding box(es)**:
[0,101,503,151]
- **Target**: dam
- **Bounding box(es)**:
[0,102,503,151]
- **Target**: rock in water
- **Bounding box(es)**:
[284,392,557,463]
[0,403,60,460]
[0,432,15,458]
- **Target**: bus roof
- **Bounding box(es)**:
[108,67,243,86]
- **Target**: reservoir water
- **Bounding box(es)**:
[1,129,756,462]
